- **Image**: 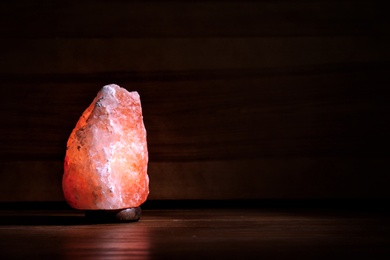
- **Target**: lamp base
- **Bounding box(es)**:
[85,207,141,223]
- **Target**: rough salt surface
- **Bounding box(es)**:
[63,84,149,210]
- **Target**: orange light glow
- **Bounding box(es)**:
[63,84,149,210]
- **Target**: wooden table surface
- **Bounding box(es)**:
[1,207,389,259]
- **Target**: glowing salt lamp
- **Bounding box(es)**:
[63,84,149,222]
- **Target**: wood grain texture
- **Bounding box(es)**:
[1,208,390,259]
[1,67,388,161]
[1,37,389,74]
[1,157,389,202]
[0,1,389,201]
[0,1,388,38]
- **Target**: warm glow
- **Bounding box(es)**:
[62,84,149,210]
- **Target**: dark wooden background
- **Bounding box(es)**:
[0,0,389,202]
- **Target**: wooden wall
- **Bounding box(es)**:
[0,1,389,202]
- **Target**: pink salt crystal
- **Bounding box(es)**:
[63,84,149,210]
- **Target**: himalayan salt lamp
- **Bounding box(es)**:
[63,84,149,222]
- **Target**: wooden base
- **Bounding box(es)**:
[84,207,141,223]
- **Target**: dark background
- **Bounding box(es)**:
[0,0,389,202]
